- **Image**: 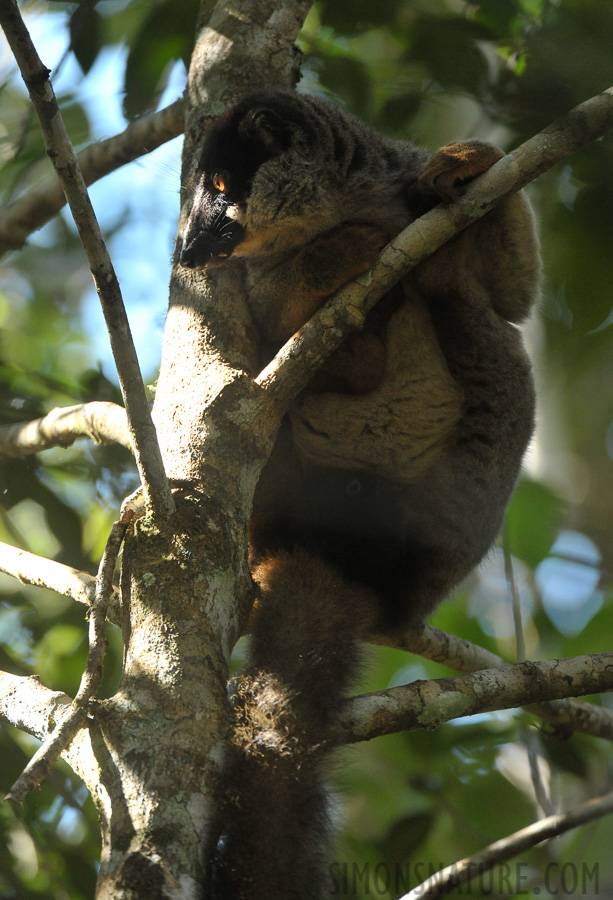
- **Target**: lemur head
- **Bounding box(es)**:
[179,89,414,270]
[180,90,336,269]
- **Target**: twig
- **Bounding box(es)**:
[334,652,613,745]
[5,513,130,804]
[375,624,613,741]
[504,540,556,816]
[0,401,132,455]
[74,516,128,703]
[504,542,526,663]
[0,539,120,622]
[0,0,174,521]
[256,87,613,408]
[0,98,184,256]
[399,790,613,899]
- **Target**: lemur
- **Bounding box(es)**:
[179,89,540,899]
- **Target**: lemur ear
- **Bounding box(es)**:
[241,106,294,153]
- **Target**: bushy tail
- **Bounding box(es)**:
[209,547,375,899]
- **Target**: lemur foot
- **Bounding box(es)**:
[417,140,505,203]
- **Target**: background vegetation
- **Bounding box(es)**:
[1,0,613,896]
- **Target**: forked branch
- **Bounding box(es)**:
[5,514,130,803]
[335,652,613,745]
[377,624,613,741]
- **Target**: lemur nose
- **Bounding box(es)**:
[179,244,196,268]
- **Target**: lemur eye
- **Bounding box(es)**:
[212,172,227,192]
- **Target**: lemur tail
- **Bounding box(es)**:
[208,547,375,899]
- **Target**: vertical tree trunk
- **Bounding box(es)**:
[91,2,313,896]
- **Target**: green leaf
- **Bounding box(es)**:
[123,0,199,117]
[69,4,104,75]
[504,479,563,568]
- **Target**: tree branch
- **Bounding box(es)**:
[5,696,89,805]
[0,668,105,822]
[0,539,121,622]
[0,670,72,741]
[401,790,613,900]
[0,0,175,521]
[0,99,184,256]
[375,624,613,741]
[256,87,613,410]
[0,401,132,455]
[334,652,613,745]
[6,515,129,803]
[375,623,505,672]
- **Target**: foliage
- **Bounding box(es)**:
[1,0,613,896]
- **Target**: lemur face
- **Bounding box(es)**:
[179,93,303,269]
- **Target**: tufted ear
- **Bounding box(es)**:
[240,106,294,153]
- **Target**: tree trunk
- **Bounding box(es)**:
[92,1,312,895]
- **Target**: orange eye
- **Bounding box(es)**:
[212,173,227,192]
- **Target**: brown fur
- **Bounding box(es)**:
[180,90,540,899]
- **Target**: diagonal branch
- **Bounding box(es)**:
[256,87,613,411]
[0,668,103,810]
[0,0,174,521]
[400,789,613,900]
[5,514,129,803]
[0,401,132,455]
[334,652,613,745]
[375,624,613,741]
[0,99,184,257]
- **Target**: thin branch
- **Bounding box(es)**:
[375,624,613,741]
[0,401,132,455]
[5,699,88,804]
[0,99,184,256]
[503,541,556,815]
[256,87,613,410]
[0,539,120,623]
[0,669,104,809]
[2,2,83,182]
[6,514,130,803]
[74,516,128,703]
[532,696,613,742]
[334,652,613,745]
[505,542,527,663]
[400,790,613,900]
[0,0,174,521]
[374,623,505,672]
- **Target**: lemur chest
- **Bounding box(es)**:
[289,286,464,483]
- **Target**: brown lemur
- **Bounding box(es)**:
[179,89,540,899]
